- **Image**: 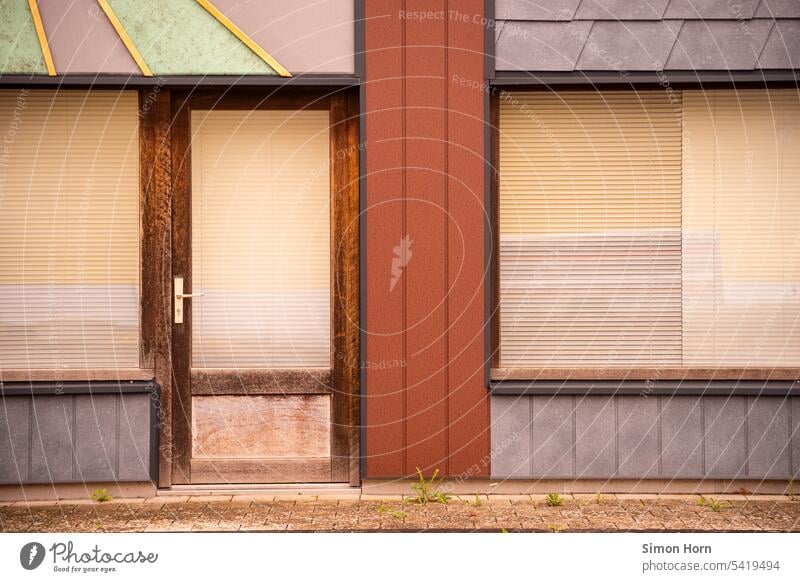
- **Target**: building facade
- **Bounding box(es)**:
[1,0,798,497]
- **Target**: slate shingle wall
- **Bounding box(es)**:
[491,395,800,479]
[495,0,800,71]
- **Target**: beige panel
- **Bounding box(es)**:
[191,395,331,458]
[499,91,683,366]
[0,90,139,368]
[683,89,800,366]
[190,109,330,368]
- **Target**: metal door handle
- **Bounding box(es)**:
[174,277,202,324]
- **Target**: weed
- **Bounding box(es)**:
[546,523,566,532]
[697,495,707,507]
[91,488,112,503]
[390,510,407,522]
[707,498,725,512]
[500,527,508,533]
[595,493,603,505]
[408,467,450,504]
[465,494,483,507]
[376,503,388,514]
[545,493,564,507]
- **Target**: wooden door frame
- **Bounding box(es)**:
[140,87,360,487]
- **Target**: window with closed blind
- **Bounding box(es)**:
[190,109,331,368]
[0,90,140,369]
[498,89,800,368]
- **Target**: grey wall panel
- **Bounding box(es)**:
[491,396,532,477]
[757,21,800,69]
[29,397,74,482]
[704,397,747,477]
[575,396,615,477]
[660,396,704,477]
[0,398,30,482]
[576,0,671,21]
[117,394,152,481]
[617,396,660,477]
[666,20,774,70]
[664,0,761,19]
[576,20,682,70]
[747,398,791,478]
[495,0,581,20]
[495,21,591,71]
[0,389,156,484]
[756,0,800,17]
[74,395,118,482]
[492,394,798,479]
[531,395,574,476]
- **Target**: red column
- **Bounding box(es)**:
[364,0,489,478]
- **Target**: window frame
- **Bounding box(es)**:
[489,84,800,383]
[0,87,147,381]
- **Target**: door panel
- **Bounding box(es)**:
[169,91,358,485]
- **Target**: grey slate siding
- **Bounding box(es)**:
[491,395,800,479]
[495,0,800,71]
[0,392,154,484]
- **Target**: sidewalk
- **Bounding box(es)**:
[2,494,799,532]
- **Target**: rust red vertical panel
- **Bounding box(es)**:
[445,0,490,477]
[364,0,406,476]
[364,0,489,478]
[403,0,449,474]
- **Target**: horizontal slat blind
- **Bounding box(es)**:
[191,109,330,368]
[0,90,140,368]
[682,89,800,365]
[499,91,683,366]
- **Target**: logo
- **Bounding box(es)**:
[20,542,45,570]
[389,234,413,291]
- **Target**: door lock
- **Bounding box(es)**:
[174,277,204,324]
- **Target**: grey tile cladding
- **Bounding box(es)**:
[0,393,153,484]
[491,395,799,479]
[495,0,800,71]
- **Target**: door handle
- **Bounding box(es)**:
[174,277,203,324]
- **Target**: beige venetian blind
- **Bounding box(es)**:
[191,109,330,368]
[499,91,683,366]
[0,90,140,368]
[682,89,800,366]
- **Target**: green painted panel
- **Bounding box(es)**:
[108,0,277,75]
[0,0,47,74]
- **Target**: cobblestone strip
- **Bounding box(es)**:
[1,496,798,533]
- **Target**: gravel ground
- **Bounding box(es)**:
[2,494,799,532]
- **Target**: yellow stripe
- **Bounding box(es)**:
[27,0,55,76]
[96,0,152,76]
[195,0,291,77]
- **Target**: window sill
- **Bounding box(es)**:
[491,367,800,381]
[490,368,800,396]
[0,368,155,383]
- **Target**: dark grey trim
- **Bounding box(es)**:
[0,380,156,396]
[354,0,365,81]
[356,0,367,483]
[491,70,799,86]
[491,379,800,396]
[0,74,361,88]
[485,0,495,81]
